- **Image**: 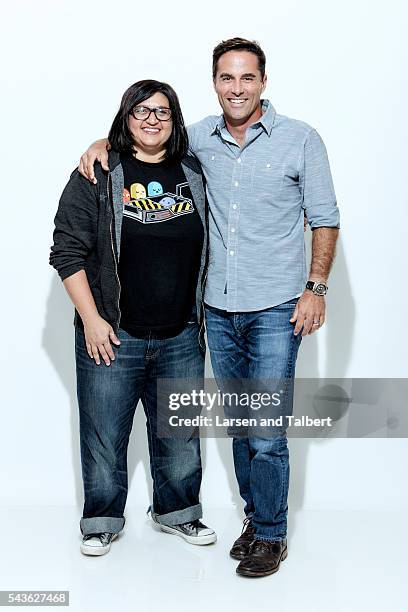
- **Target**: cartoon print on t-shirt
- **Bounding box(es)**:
[123,181,194,224]
[130,183,146,199]
[148,181,164,197]
[159,196,176,208]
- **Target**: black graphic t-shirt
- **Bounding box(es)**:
[118,152,204,338]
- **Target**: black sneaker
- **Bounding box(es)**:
[149,510,217,546]
[80,532,118,556]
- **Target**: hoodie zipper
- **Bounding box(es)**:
[108,174,121,332]
[198,265,208,350]
[198,200,209,350]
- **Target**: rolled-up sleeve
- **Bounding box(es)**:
[49,170,99,281]
[299,128,340,229]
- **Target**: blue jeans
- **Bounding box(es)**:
[75,322,204,536]
[205,299,302,542]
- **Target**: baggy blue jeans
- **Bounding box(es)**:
[75,322,204,536]
[205,299,302,542]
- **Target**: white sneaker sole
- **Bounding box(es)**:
[157,523,217,546]
[80,533,118,556]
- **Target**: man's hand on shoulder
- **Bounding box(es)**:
[78,138,110,184]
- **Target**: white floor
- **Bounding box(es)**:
[0,507,406,612]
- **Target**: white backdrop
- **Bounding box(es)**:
[1,0,407,515]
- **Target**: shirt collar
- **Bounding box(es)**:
[211,99,276,137]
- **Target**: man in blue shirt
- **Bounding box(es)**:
[194,38,339,578]
[79,37,339,578]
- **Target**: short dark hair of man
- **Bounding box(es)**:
[212,37,266,80]
[108,79,188,161]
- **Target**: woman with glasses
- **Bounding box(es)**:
[50,80,215,555]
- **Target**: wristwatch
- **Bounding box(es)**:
[306,280,328,296]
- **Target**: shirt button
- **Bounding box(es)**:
[211,156,215,160]
[232,204,237,210]
[237,158,242,164]
[266,163,271,168]
[231,228,235,233]
[234,181,239,187]
[230,250,235,256]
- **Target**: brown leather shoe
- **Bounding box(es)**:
[229,518,255,560]
[236,538,288,577]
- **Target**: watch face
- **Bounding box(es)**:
[315,283,327,295]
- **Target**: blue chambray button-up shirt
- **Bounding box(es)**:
[188,100,340,312]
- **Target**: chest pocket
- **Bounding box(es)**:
[253,160,283,198]
[199,151,230,186]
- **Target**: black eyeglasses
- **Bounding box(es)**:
[131,106,172,121]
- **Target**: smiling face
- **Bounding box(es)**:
[128,92,173,156]
[213,50,267,127]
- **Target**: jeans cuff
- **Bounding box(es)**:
[254,533,287,543]
[151,503,202,526]
[80,516,125,535]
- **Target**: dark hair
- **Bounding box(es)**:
[212,37,266,80]
[108,79,188,160]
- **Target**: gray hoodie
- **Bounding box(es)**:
[49,150,208,352]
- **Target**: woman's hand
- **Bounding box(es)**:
[83,313,121,366]
[63,270,120,365]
